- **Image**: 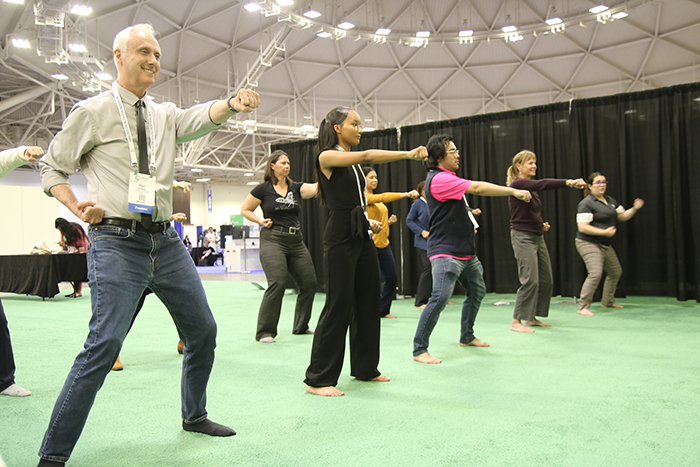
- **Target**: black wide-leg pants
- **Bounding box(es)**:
[304,236,382,387]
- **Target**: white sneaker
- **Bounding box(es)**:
[0,383,32,397]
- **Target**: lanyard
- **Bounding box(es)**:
[335,145,367,210]
[112,83,156,174]
[462,195,480,229]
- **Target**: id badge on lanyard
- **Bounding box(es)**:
[112,84,157,215]
[128,173,156,214]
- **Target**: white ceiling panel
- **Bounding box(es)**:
[1,0,698,184]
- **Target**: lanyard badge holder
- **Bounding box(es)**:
[113,85,157,215]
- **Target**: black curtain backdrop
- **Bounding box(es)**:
[273,82,700,302]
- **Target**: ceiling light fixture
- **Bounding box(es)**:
[317,31,332,38]
[68,43,87,53]
[51,73,69,80]
[243,119,256,125]
[191,168,203,172]
[501,25,518,33]
[375,28,391,35]
[337,21,355,30]
[244,2,261,12]
[589,5,609,14]
[244,173,255,177]
[545,17,562,25]
[247,181,260,186]
[276,0,294,5]
[196,178,211,182]
[3,0,24,4]
[11,38,31,48]
[303,9,321,18]
[95,72,112,80]
[70,4,92,16]
[416,31,430,38]
[612,11,628,19]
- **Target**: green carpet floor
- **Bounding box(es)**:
[1,282,699,467]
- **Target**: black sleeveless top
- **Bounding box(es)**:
[316,150,370,247]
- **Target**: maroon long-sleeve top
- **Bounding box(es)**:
[508,178,567,235]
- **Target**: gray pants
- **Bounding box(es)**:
[511,229,553,321]
[256,228,317,340]
[575,238,622,310]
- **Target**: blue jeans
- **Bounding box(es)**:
[413,256,486,356]
[376,245,397,316]
[39,224,218,462]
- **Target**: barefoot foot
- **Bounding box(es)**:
[577,308,595,316]
[413,352,442,364]
[306,385,344,397]
[524,319,551,327]
[601,303,624,308]
[371,375,391,382]
[382,313,397,319]
[511,322,535,333]
[460,338,490,347]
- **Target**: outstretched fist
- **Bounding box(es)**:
[232,89,260,113]
[24,146,44,162]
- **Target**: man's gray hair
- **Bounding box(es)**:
[113,23,158,54]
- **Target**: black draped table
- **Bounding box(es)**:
[0,253,88,299]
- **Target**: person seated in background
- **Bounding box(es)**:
[198,246,222,266]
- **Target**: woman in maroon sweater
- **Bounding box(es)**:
[506,150,584,333]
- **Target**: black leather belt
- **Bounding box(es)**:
[270,225,299,235]
[95,218,170,234]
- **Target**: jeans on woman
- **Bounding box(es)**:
[413,256,486,356]
[376,245,398,316]
[256,228,317,340]
[39,224,218,463]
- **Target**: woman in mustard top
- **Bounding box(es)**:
[362,166,419,318]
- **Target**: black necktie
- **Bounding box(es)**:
[136,100,152,228]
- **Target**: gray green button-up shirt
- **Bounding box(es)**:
[40,82,222,222]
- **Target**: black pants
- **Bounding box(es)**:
[0,298,17,392]
[304,237,382,387]
[256,228,317,340]
[414,248,432,307]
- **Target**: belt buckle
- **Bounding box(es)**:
[146,222,162,234]
[289,227,297,235]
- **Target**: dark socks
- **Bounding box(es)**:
[37,460,65,467]
[182,419,236,437]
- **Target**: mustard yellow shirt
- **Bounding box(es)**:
[366,192,402,248]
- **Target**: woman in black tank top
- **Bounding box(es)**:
[303,106,427,397]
